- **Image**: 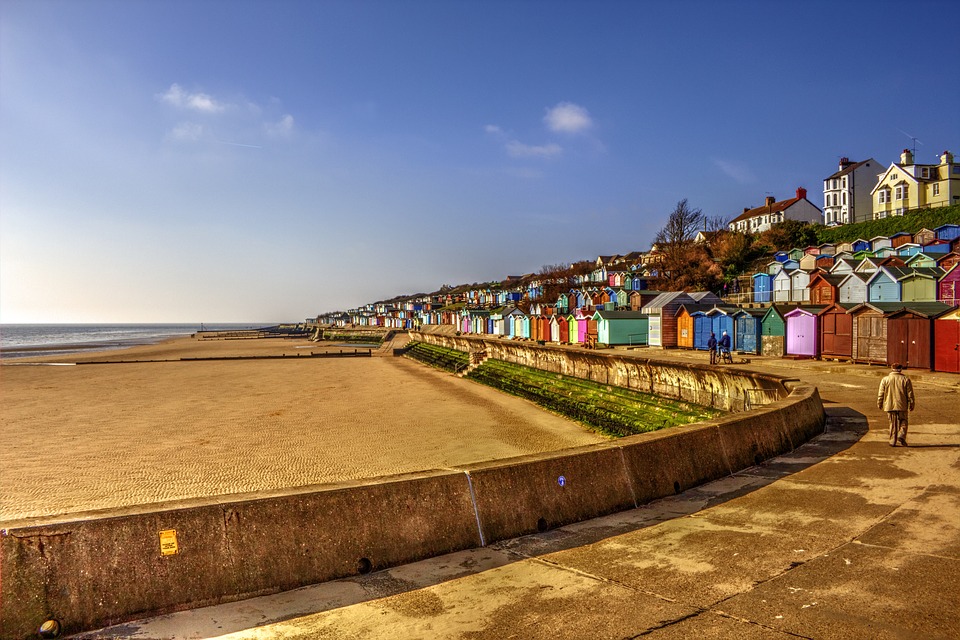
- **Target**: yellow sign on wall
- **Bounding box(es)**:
[159,529,179,556]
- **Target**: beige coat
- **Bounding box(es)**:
[877,371,915,412]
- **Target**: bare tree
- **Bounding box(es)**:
[652,199,722,292]
[654,199,704,247]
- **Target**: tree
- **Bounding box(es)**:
[757,219,819,252]
[651,199,722,291]
[712,231,764,280]
[654,199,704,249]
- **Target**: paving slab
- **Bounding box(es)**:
[717,542,960,640]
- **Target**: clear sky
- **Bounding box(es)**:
[2,0,958,323]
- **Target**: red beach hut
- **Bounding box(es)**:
[886,303,953,370]
[818,303,855,361]
[934,307,960,373]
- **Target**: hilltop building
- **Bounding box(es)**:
[727,188,822,234]
[872,149,959,219]
[822,157,881,226]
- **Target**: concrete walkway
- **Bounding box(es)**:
[77,351,960,639]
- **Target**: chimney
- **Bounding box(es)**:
[839,157,851,170]
[743,207,750,214]
[901,148,914,165]
[765,196,776,208]
[942,150,954,165]
[796,187,807,200]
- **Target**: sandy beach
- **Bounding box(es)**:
[0,335,605,523]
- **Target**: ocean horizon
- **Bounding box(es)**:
[0,323,280,359]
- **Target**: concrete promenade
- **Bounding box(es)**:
[78,348,960,639]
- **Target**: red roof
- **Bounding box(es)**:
[730,196,803,224]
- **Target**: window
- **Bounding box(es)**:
[933,183,940,196]
[842,177,847,188]
[878,190,888,204]
[842,192,847,205]
[832,179,838,189]
[895,185,906,200]
[920,167,930,179]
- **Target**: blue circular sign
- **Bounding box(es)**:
[558,475,566,487]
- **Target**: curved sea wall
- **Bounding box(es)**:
[415,331,789,412]
[0,339,824,639]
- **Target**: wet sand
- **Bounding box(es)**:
[0,336,605,523]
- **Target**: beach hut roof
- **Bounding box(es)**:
[674,303,715,317]
[688,291,723,304]
[848,301,915,315]
[886,302,955,318]
[642,291,694,311]
[592,310,648,320]
[816,302,858,316]
[784,305,827,317]
[810,273,846,287]
[705,305,740,317]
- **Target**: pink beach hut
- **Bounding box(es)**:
[784,306,822,358]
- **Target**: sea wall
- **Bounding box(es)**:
[0,339,825,639]
[416,332,787,411]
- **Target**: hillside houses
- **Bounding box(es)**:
[728,188,822,233]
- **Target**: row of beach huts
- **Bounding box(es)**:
[321,224,960,373]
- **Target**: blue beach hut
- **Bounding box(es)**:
[707,307,736,347]
[734,309,764,354]
[693,312,713,350]
[753,272,773,303]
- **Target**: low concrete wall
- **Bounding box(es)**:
[417,332,786,411]
[0,342,825,639]
[1,471,481,639]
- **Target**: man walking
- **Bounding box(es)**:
[877,363,915,446]
[708,331,718,365]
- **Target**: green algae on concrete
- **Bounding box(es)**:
[467,358,721,437]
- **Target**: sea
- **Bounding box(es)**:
[0,323,274,360]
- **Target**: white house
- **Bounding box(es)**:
[822,157,881,225]
[728,188,823,234]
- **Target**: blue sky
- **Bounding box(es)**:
[2,0,958,323]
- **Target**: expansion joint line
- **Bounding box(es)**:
[462,471,485,547]
[509,551,682,607]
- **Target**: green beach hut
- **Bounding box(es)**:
[591,310,649,346]
[760,304,789,356]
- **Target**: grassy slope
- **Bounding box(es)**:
[815,204,960,245]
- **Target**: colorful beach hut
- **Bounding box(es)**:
[886,303,953,370]
[675,306,703,349]
[934,307,960,373]
[642,291,696,348]
[733,309,764,354]
[760,305,789,356]
[808,273,844,306]
[592,310,649,346]
[753,272,773,303]
[940,264,960,305]
[707,307,737,348]
[849,302,902,365]
[818,303,856,361]
[784,306,824,358]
